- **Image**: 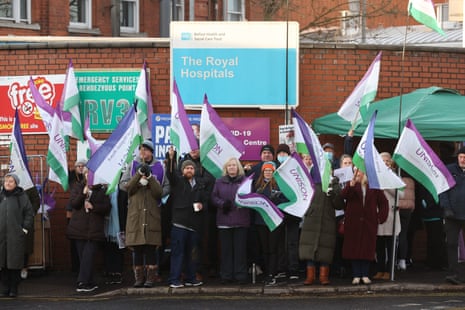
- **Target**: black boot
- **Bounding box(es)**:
[1,269,10,297]
[8,270,20,297]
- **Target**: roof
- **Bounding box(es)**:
[300,23,463,48]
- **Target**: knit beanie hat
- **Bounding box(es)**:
[5,173,20,185]
[276,143,291,155]
[261,161,276,171]
[181,160,196,171]
[260,144,275,156]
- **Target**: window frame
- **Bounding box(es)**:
[0,0,31,23]
[69,0,92,29]
[120,0,139,33]
[172,0,184,21]
[224,0,245,21]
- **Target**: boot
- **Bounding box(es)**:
[372,272,384,280]
[144,265,161,288]
[319,266,330,285]
[133,266,145,288]
[304,266,315,285]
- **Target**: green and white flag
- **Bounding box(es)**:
[337,52,382,127]
[135,61,154,140]
[200,95,244,178]
[62,59,84,141]
[47,106,69,191]
[274,153,314,218]
[408,0,445,35]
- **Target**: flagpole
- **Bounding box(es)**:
[284,0,290,125]
[389,13,411,282]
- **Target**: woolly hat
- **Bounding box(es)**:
[75,158,87,167]
[457,146,465,155]
[181,160,196,171]
[260,144,275,155]
[141,140,154,153]
[5,173,20,185]
[261,161,276,171]
[276,143,291,155]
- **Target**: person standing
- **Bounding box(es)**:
[254,161,287,286]
[166,148,208,288]
[120,140,170,286]
[67,159,88,274]
[67,172,112,292]
[0,174,34,297]
[341,169,388,285]
[440,146,465,284]
[299,179,344,285]
[125,161,163,288]
[211,157,250,284]
[373,152,401,281]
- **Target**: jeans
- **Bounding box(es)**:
[351,259,371,278]
[169,225,199,284]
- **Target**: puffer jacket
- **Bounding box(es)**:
[67,183,112,241]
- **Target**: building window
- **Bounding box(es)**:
[69,0,92,29]
[225,0,244,21]
[121,0,139,33]
[0,0,30,23]
[173,0,184,21]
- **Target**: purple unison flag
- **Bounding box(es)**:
[29,77,55,134]
[170,79,199,155]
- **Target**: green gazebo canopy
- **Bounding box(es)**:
[312,87,465,141]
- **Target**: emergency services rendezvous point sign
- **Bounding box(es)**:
[170,21,299,109]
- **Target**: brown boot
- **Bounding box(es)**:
[144,265,162,288]
[319,266,330,285]
[304,266,315,285]
[372,272,384,280]
[133,266,145,288]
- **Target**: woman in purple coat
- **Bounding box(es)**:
[211,157,250,284]
[341,169,388,285]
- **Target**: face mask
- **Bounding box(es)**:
[324,152,333,161]
[277,156,288,163]
[139,178,148,186]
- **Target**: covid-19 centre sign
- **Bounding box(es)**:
[170,21,299,109]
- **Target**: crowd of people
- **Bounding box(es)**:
[4,135,465,297]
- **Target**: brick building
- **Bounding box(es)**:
[0,38,463,269]
[0,0,447,37]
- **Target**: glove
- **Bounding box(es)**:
[222,200,232,214]
[444,208,455,219]
[138,164,151,177]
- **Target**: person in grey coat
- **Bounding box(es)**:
[0,173,34,297]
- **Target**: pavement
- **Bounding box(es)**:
[14,262,465,298]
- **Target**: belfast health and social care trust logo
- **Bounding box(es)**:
[181,32,192,40]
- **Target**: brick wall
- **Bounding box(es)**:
[1,41,463,269]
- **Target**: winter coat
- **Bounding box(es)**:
[120,156,170,198]
[377,189,401,236]
[341,183,389,261]
[398,177,415,211]
[67,183,112,241]
[125,171,163,246]
[25,187,41,255]
[211,175,250,228]
[0,187,34,269]
[440,162,465,220]
[299,183,344,264]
